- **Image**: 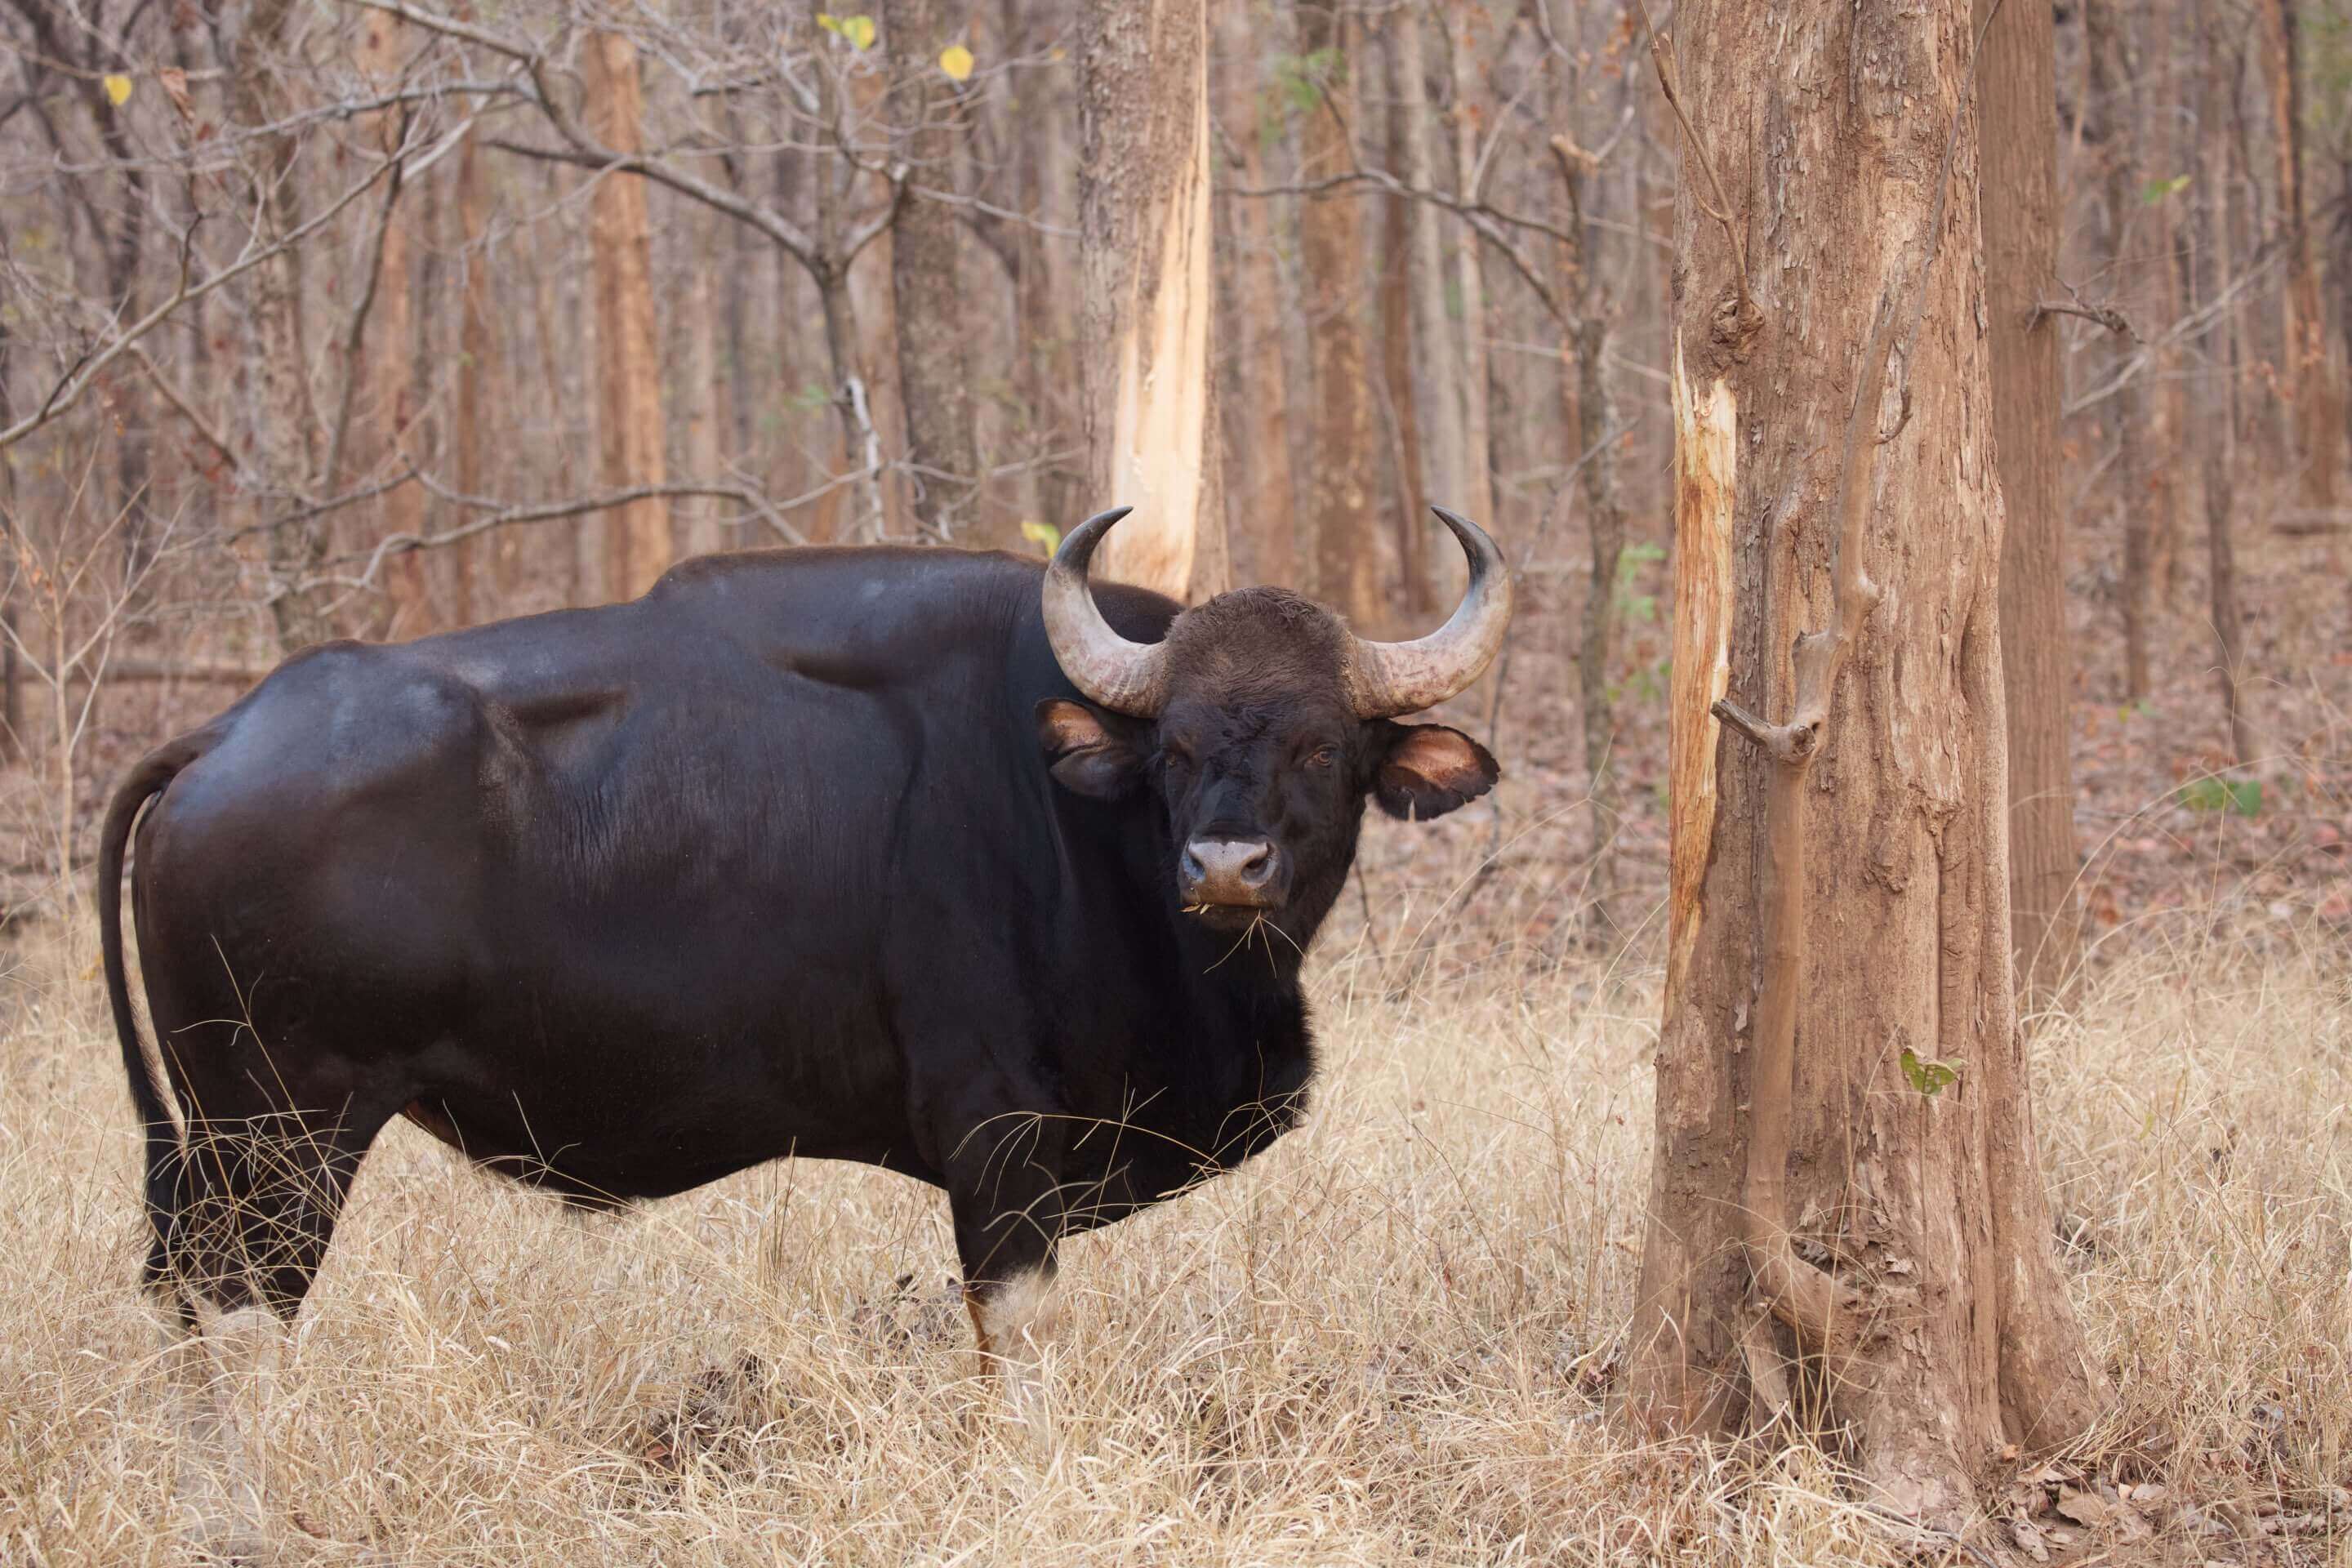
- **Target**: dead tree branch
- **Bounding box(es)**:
[1634,0,1759,338]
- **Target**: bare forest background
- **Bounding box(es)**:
[2,0,2349,964]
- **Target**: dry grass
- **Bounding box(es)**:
[0,883,2345,1565]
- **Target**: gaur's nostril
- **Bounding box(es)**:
[1183,838,1281,904]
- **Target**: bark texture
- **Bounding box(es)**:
[1626,0,2108,1520]
[352,10,429,636]
[1295,7,1381,626]
[1977,0,2081,1009]
[2258,0,2340,506]
[889,0,982,540]
[2086,0,2153,702]
[581,22,671,602]
[1214,0,1297,587]
[452,123,492,625]
[1443,9,1494,532]
[1077,0,1227,601]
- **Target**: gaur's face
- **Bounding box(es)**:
[1037,590,1498,934]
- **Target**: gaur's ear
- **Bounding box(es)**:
[1370,723,1499,821]
[1036,699,1148,799]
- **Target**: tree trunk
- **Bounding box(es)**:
[232,0,330,650]
[1378,53,1429,616]
[452,122,492,623]
[1214,0,1297,587]
[1392,2,1465,550]
[1077,0,1226,601]
[677,203,727,560]
[2202,33,2255,767]
[1294,7,1382,626]
[1443,10,1494,533]
[2086,0,2152,702]
[581,22,672,603]
[1978,0,2082,1009]
[1626,0,2109,1519]
[889,0,982,540]
[354,8,430,638]
[1548,58,1628,917]
[2258,0,2340,506]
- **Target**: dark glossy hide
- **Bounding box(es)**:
[99,547,1493,1323]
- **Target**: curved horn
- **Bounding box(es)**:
[1041,506,1173,715]
[1344,506,1515,718]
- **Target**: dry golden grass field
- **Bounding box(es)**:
[1,826,2347,1568]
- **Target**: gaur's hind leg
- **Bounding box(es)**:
[153,1089,390,1551]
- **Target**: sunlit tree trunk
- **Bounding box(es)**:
[1077,0,1226,601]
[581,21,671,602]
[1627,0,2109,1519]
[1978,0,2082,1009]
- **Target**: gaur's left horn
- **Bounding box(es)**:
[1042,506,1173,716]
[1343,506,1515,718]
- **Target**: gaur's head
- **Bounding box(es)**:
[1036,506,1510,937]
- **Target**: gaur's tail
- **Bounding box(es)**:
[97,731,212,1286]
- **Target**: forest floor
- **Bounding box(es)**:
[0,895,2344,1564]
[0,521,2345,1563]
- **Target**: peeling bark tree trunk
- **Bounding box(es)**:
[1977,0,2082,1009]
[889,0,981,540]
[581,22,671,602]
[1077,0,1227,602]
[1295,9,1382,626]
[1626,1,2109,1521]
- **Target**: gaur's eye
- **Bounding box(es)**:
[1306,744,1339,769]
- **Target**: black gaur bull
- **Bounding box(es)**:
[99,506,1511,1466]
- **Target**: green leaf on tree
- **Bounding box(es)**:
[2140,174,2192,206]
[1018,521,1060,555]
[1900,1047,1962,1098]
